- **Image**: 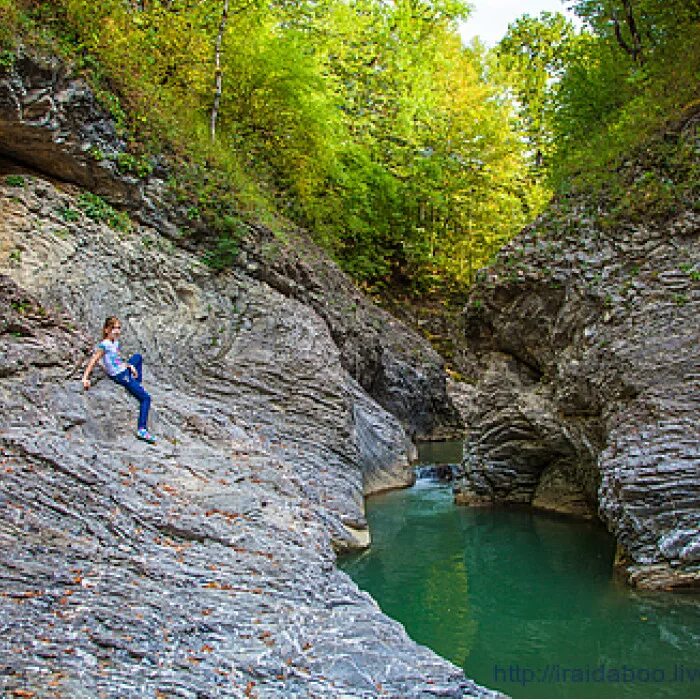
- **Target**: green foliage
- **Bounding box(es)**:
[88,142,154,179]
[550,0,700,188]
[114,152,153,178]
[495,12,575,171]
[24,0,698,298]
[4,0,549,294]
[0,48,15,66]
[77,192,131,231]
[202,232,243,270]
[0,0,21,50]
[5,174,25,186]
[88,145,105,161]
[58,206,80,222]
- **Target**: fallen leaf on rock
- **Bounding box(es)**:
[204,581,233,590]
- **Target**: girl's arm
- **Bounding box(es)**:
[82,349,104,390]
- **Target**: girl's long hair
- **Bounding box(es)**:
[102,316,120,339]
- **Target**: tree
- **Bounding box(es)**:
[210,0,228,142]
[548,0,700,185]
[495,12,575,171]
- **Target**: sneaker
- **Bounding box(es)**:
[136,428,156,444]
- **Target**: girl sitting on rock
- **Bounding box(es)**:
[82,316,156,444]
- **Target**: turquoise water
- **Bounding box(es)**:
[339,478,700,698]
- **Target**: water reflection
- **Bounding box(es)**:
[340,480,700,698]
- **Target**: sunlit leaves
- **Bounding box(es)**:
[13,0,547,292]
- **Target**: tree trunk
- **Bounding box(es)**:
[612,0,644,64]
[210,0,230,143]
[622,0,643,62]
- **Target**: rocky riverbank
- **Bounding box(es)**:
[0,51,493,697]
[449,126,700,589]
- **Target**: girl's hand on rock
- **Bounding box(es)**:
[82,378,91,390]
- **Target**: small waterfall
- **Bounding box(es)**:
[414,463,462,482]
[414,439,465,482]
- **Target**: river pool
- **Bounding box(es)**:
[339,472,700,698]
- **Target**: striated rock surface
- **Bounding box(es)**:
[0,49,462,444]
[450,132,700,589]
[0,51,491,698]
[0,52,142,207]
[0,170,488,700]
[242,227,462,441]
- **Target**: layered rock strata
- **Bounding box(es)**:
[0,51,490,698]
[451,165,700,589]
[0,49,462,442]
[0,166,490,700]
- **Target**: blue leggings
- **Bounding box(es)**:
[111,353,151,431]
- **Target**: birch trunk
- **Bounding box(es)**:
[210,0,229,143]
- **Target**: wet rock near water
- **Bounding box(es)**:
[415,464,462,483]
[450,159,700,588]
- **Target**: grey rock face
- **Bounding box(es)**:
[0,50,461,443]
[0,51,143,207]
[0,173,493,697]
[242,226,463,440]
[0,45,479,699]
[451,191,700,589]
